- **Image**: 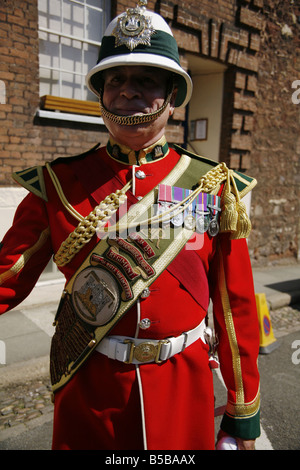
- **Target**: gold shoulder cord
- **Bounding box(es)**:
[45,163,132,267]
[46,158,251,268]
[219,168,252,239]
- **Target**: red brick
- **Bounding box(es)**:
[249,34,261,52]
[247,75,258,93]
[238,6,263,31]
[235,72,246,89]
[234,92,257,112]
[232,114,243,130]
[237,51,259,72]
[0,72,14,81]
[243,115,254,132]
[240,153,251,170]
[231,133,253,151]
[229,154,241,169]
[253,0,264,8]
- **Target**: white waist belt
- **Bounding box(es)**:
[95,320,206,365]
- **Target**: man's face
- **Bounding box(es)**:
[101,65,176,149]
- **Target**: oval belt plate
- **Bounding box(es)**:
[134,342,158,362]
[72,267,120,326]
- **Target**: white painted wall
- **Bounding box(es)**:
[0,187,28,240]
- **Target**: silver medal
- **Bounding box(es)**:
[196,214,209,234]
[171,209,184,227]
[184,214,196,230]
[208,217,219,237]
[157,201,172,225]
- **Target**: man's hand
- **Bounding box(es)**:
[217,429,256,450]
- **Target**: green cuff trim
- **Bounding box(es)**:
[221,410,261,440]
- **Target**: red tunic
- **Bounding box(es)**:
[0,145,260,449]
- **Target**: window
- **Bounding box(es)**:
[38,0,111,103]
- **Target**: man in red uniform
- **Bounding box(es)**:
[0,1,260,450]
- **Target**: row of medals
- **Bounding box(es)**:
[157,200,221,237]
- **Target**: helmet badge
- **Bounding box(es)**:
[112,0,155,51]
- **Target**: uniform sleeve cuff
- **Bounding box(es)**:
[220,409,261,440]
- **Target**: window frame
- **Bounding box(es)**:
[37,0,110,120]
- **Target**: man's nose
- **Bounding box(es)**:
[120,79,141,99]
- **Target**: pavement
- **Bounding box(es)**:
[252,262,300,312]
[0,260,299,449]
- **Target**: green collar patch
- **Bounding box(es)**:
[106,136,169,166]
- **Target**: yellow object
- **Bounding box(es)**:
[255,293,279,354]
[220,191,238,233]
[219,169,252,239]
[230,200,252,239]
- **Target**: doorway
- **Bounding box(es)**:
[186,54,227,163]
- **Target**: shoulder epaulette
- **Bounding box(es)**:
[11,143,102,202]
[12,165,48,202]
[173,144,257,198]
[230,169,257,199]
[173,144,218,167]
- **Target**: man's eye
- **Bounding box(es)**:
[111,78,121,84]
[109,75,123,85]
[140,76,157,86]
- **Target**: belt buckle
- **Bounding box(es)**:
[124,339,169,364]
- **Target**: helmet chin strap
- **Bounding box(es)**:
[99,80,175,126]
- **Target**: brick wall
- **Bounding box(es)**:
[153,0,263,171]
[249,0,300,265]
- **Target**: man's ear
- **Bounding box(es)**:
[169,87,178,116]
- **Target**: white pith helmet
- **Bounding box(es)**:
[86,0,193,108]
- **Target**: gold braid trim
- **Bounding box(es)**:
[198,161,228,194]
[230,175,252,239]
[218,243,245,404]
[45,163,84,223]
[0,228,50,285]
[226,389,260,419]
[54,187,130,267]
[45,163,131,267]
